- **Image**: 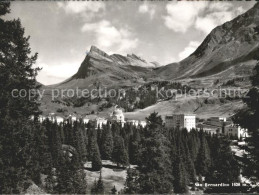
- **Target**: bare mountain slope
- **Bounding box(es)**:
[124,97,244,120]
[156,2,259,81]
[52,46,155,89]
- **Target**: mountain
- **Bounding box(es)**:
[56,3,259,90]
[41,3,259,119]
[54,46,156,88]
[157,2,259,82]
[110,53,159,67]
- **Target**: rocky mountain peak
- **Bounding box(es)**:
[89,45,110,58]
[150,61,160,67]
[127,54,146,63]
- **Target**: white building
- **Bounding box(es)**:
[165,114,196,131]
[47,113,64,124]
[110,106,125,127]
[48,113,56,122]
[139,120,147,128]
[127,120,139,127]
[83,117,90,124]
[208,117,227,122]
[67,114,77,124]
[56,116,64,124]
[29,115,35,121]
[38,115,46,123]
[95,117,107,129]
[219,117,227,122]
[225,124,248,139]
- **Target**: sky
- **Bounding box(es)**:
[4,1,256,85]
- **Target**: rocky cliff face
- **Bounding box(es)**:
[72,46,157,80]
[55,46,153,88]
[110,53,158,67]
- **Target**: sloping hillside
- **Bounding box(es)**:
[124,96,244,120]
[156,2,259,81]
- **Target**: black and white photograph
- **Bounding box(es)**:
[0,0,259,194]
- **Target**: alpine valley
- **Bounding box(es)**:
[40,2,259,120]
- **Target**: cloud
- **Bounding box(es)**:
[36,61,80,85]
[164,2,246,34]
[138,3,156,19]
[208,2,233,11]
[34,55,84,85]
[57,1,105,20]
[179,41,200,60]
[195,4,245,34]
[81,20,138,54]
[164,2,208,33]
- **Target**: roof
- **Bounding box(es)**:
[199,123,222,129]
[165,114,196,118]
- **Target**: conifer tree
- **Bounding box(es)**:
[97,125,102,149]
[45,169,55,193]
[50,122,63,167]
[207,137,240,183]
[188,130,200,162]
[55,151,87,194]
[128,134,140,165]
[134,112,173,193]
[91,179,98,194]
[34,123,53,175]
[124,168,140,194]
[233,62,259,179]
[173,154,188,193]
[91,172,104,194]
[111,185,117,194]
[171,130,189,193]
[91,142,102,171]
[75,122,87,162]
[100,123,113,160]
[88,128,102,171]
[73,168,87,194]
[183,137,196,183]
[207,134,220,169]
[195,131,211,177]
[55,152,75,193]
[112,135,129,167]
[111,122,121,137]
[0,3,40,120]
[0,3,41,192]
[96,172,104,194]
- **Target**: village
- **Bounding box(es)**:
[34,105,248,141]
[34,106,147,129]
[165,114,248,140]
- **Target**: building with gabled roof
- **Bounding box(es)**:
[110,105,125,127]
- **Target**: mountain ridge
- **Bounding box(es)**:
[53,2,259,89]
[158,2,259,80]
